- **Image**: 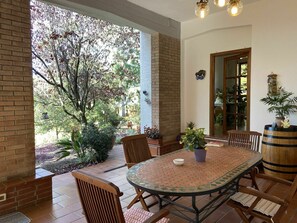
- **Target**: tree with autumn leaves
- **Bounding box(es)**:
[31,0,140,127]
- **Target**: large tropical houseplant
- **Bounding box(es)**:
[260,87,297,127]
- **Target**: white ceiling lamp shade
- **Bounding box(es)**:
[227,0,243,16]
[214,0,229,8]
[195,0,243,19]
[195,0,210,19]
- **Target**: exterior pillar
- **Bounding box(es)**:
[151,33,181,142]
[0,0,53,214]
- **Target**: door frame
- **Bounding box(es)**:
[209,48,251,136]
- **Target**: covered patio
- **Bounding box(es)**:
[19,145,297,222]
[1,0,297,222]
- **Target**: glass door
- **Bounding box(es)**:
[223,55,248,134]
[210,48,250,137]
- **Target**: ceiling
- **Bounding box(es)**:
[127,0,261,22]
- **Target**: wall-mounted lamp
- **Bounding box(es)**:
[144,97,151,104]
[142,90,151,104]
[142,90,149,96]
[195,70,206,80]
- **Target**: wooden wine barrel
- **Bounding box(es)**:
[262,125,297,180]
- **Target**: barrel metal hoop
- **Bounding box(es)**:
[263,165,297,174]
[262,141,297,147]
[263,134,297,139]
[262,159,297,167]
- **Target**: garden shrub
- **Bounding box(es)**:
[56,130,96,164]
[82,123,115,162]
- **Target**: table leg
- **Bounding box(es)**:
[192,196,200,223]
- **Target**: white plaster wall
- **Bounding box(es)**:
[181,0,297,134]
[182,26,252,132]
[140,32,152,132]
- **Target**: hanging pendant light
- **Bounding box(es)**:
[214,0,228,8]
[195,0,210,19]
[195,0,243,19]
[227,0,243,16]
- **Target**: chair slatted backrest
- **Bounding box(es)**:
[72,170,125,223]
[121,134,152,168]
[228,130,262,152]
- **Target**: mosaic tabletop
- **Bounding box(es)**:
[127,146,262,196]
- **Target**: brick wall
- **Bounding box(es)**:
[151,33,181,142]
[0,0,35,182]
[0,168,54,215]
[0,1,54,214]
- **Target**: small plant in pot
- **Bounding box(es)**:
[179,127,207,162]
[144,125,162,145]
[260,87,297,128]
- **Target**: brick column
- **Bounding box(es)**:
[0,0,54,215]
[151,33,181,142]
[0,0,35,182]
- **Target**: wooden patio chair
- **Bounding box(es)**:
[227,173,297,223]
[121,134,157,211]
[228,130,262,188]
[227,130,262,152]
[72,170,170,223]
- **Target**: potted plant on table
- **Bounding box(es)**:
[260,87,297,128]
[179,127,207,162]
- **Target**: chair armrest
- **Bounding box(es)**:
[256,173,292,186]
[143,209,170,223]
[239,187,286,205]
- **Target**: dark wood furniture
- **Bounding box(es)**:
[228,130,262,151]
[121,134,157,211]
[228,130,262,188]
[227,173,297,223]
[127,146,262,222]
[72,170,170,223]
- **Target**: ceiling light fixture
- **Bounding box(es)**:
[195,0,243,19]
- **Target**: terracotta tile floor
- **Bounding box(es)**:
[21,145,297,222]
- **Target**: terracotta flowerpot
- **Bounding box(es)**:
[146,137,163,146]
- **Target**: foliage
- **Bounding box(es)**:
[215,113,223,124]
[260,87,297,119]
[82,123,115,162]
[179,127,206,151]
[144,125,161,139]
[186,121,195,129]
[56,130,96,163]
[34,99,73,139]
[31,0,140,125]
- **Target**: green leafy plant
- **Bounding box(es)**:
[56,130,95,163]
[144,125,161,139]
[260,88,297,119]
[186,121,195,129]
[82,123,114,162]
[179,127,206,151]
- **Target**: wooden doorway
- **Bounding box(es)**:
[209,48,251,137]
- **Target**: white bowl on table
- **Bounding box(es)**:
[173,158,184,166]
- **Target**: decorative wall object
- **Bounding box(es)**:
[195,70,206,80]
[267,73,278,96]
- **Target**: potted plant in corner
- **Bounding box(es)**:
[179,127,207,162]
[260,87,297,128]
[144,125,162,146]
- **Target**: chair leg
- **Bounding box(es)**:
[234,208,251,223]
[250,167,259,190]
[127,188,149,211]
